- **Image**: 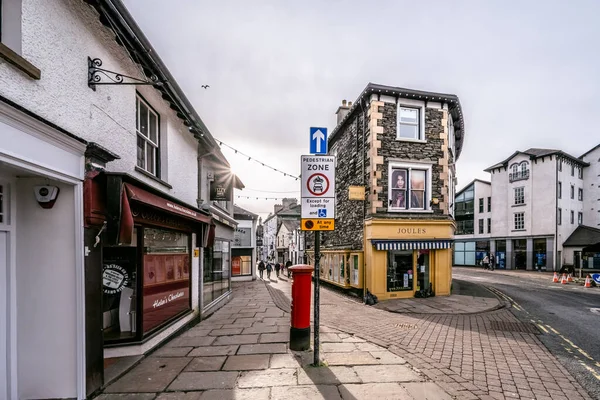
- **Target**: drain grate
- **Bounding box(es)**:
[394,323,419,330]
[489,321,541,335]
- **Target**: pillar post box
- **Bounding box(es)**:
[289,264,313,351]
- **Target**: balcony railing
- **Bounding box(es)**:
[509,169,530,182]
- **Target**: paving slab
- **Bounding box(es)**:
[324,351,380,366]
[198,388,271,400]
[356,342,387,352]
[156,393,203,400]
[187,345,238,357]
[297,366,361,385]
[321,343,358,353]
[167,371,238,391]
[370,351,407,364]
[167,336,216,347]
[180,329,212,337]
[353,364,420,383]
[339,383,412,399]
[402,382,453,400]
[150,347,192,357]
[184,356,227,371]
[222,354,270,370]
[208,328,244,336]
[105,357,191,393]
[270,353,302,369]
[95,395,157,400]
[213,334,259,346]
[271,385,342,400]
[242,325,280,334]
[237,368,297,388]
[259,332,289,343]
[237,343,287,355]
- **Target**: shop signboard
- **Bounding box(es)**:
[210,175,232,201]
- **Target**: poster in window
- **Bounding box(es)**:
[392,169,408,190]
[410,170,425,208]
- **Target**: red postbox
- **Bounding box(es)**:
[289,264,313,351]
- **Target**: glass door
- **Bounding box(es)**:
[416,251,430,292]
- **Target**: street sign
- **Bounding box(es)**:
[301,155,335,199]
[301,198,334,219]
[348,186,365,200]
[301,219,335,231]
[592,273,600,284]
[309,127,328,155]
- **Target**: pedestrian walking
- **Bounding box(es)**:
[266,262,273,279]
[482,255,490,270]
[489,254,495,271]
[286,260,292,277]
[275,262,281,278]
[258,260,265,279]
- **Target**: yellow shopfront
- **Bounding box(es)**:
[364,219,454,300]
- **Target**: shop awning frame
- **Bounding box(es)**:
[371,240,453,251]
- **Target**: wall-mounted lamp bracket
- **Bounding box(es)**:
[88,57,163,90]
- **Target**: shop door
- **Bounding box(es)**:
[0,231,8,399]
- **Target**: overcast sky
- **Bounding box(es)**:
[123,0,600,220]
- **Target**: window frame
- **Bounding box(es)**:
[487,197,491,212]
[478,218,484,234]
[578,167,583,179]
[570,210,574,224]
[136,93,161,177]
[570,185,574,200]
[558,208,562,225]
[571,165,574,176]
[558,182,562,199]
[578,188,583,201]
[478,198,484,213]
[396,100,425,142]
[514,187,525,205]
[487,218,491,234]
[578,212,583,225]
[387,162,432,213]
[514,212,525,230]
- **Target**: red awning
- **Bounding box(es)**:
[118,183,211,244]
[124,183,211,224]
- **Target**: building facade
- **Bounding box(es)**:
[319,83,465,300]
[261,198,301,263]
[232,205,258,281]
[453,179,493,267]
[456,147,600,271]
[0,1,239,398]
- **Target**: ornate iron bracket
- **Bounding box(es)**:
[88,57,162,90]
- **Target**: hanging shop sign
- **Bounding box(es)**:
[210,175,232,201]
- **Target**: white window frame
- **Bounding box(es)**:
[578,212,583,225]
[570,210,574,224]
[578,188,583,201]
[514,212,525,230]
[558,181,562,199]
[558,208,562,225]
[514,187,524,205]
[136,94,160,177]
[396,99,425,142]
[387,162,432,213]
[448,113,455,155]
[570,185,574,199]
[0,0,23,54]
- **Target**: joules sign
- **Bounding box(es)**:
[398,227,427,234]
[152,291,185,309]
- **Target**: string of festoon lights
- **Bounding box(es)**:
[216,139,300,180]
[236,195,294,201]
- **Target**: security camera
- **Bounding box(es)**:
[34,185,60,209]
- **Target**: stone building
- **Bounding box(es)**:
[317,83,465,300]
[261,198,301,263]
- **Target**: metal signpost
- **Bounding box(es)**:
[301,127,334,366]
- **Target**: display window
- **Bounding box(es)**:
[387,251,414,291]
[203,239,231,307]
[142,228,191,334]
[232,249,252,276]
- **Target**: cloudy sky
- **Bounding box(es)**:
[123,0,600,220]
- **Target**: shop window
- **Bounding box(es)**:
[388,163,431,211]
[203,240,231,307]
[232,250,252,276]
[351,254,360,286]
[136,94,160,177]
[142,228,190,334]
[103,229,139,342]
[387,251,413,291]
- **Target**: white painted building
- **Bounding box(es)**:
[232,205,258,281]
[0,0,239,398]
[580,144,600,228]
[260,198,300,264]
[453,179,492,266]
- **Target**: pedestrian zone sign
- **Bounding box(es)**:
[301,155,335,230]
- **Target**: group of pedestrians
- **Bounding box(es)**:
[257,259,294,280]
[482,253,496,270]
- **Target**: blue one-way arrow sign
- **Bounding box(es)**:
[310,127,328,155]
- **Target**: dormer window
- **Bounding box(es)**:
[509,161,529,182]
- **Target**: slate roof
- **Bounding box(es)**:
[579,143,600,159]
[485,148,589,171]
[233,205,258,219]
[563,225,600,247]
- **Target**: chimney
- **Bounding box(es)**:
[335,99,351,125]
[282,198,298,209]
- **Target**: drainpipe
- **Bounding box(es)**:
[359,99,368,302]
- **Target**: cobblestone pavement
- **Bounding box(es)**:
[97,280,449,400]
[263,275,594,400]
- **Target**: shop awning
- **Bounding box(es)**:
[371,240,453,251]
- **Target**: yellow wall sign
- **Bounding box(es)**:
[301,219,335,231]
[348,186,365,200]
[193,248,200,258]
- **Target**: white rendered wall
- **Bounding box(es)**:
[473,181,492,238]
[582,147,600,228]
[490,166,509,237]
[16,179,77,400]
[530,157,557,236]
[0,0,198,205]
[557,161,585,255]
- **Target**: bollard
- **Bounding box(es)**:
[289,265,313,351]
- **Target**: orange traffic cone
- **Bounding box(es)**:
[567,273,574,282]
[584,275,592,288]
[552,272,559,283]
[561,274,568,284]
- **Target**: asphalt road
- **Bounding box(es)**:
[454,267,600,399]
